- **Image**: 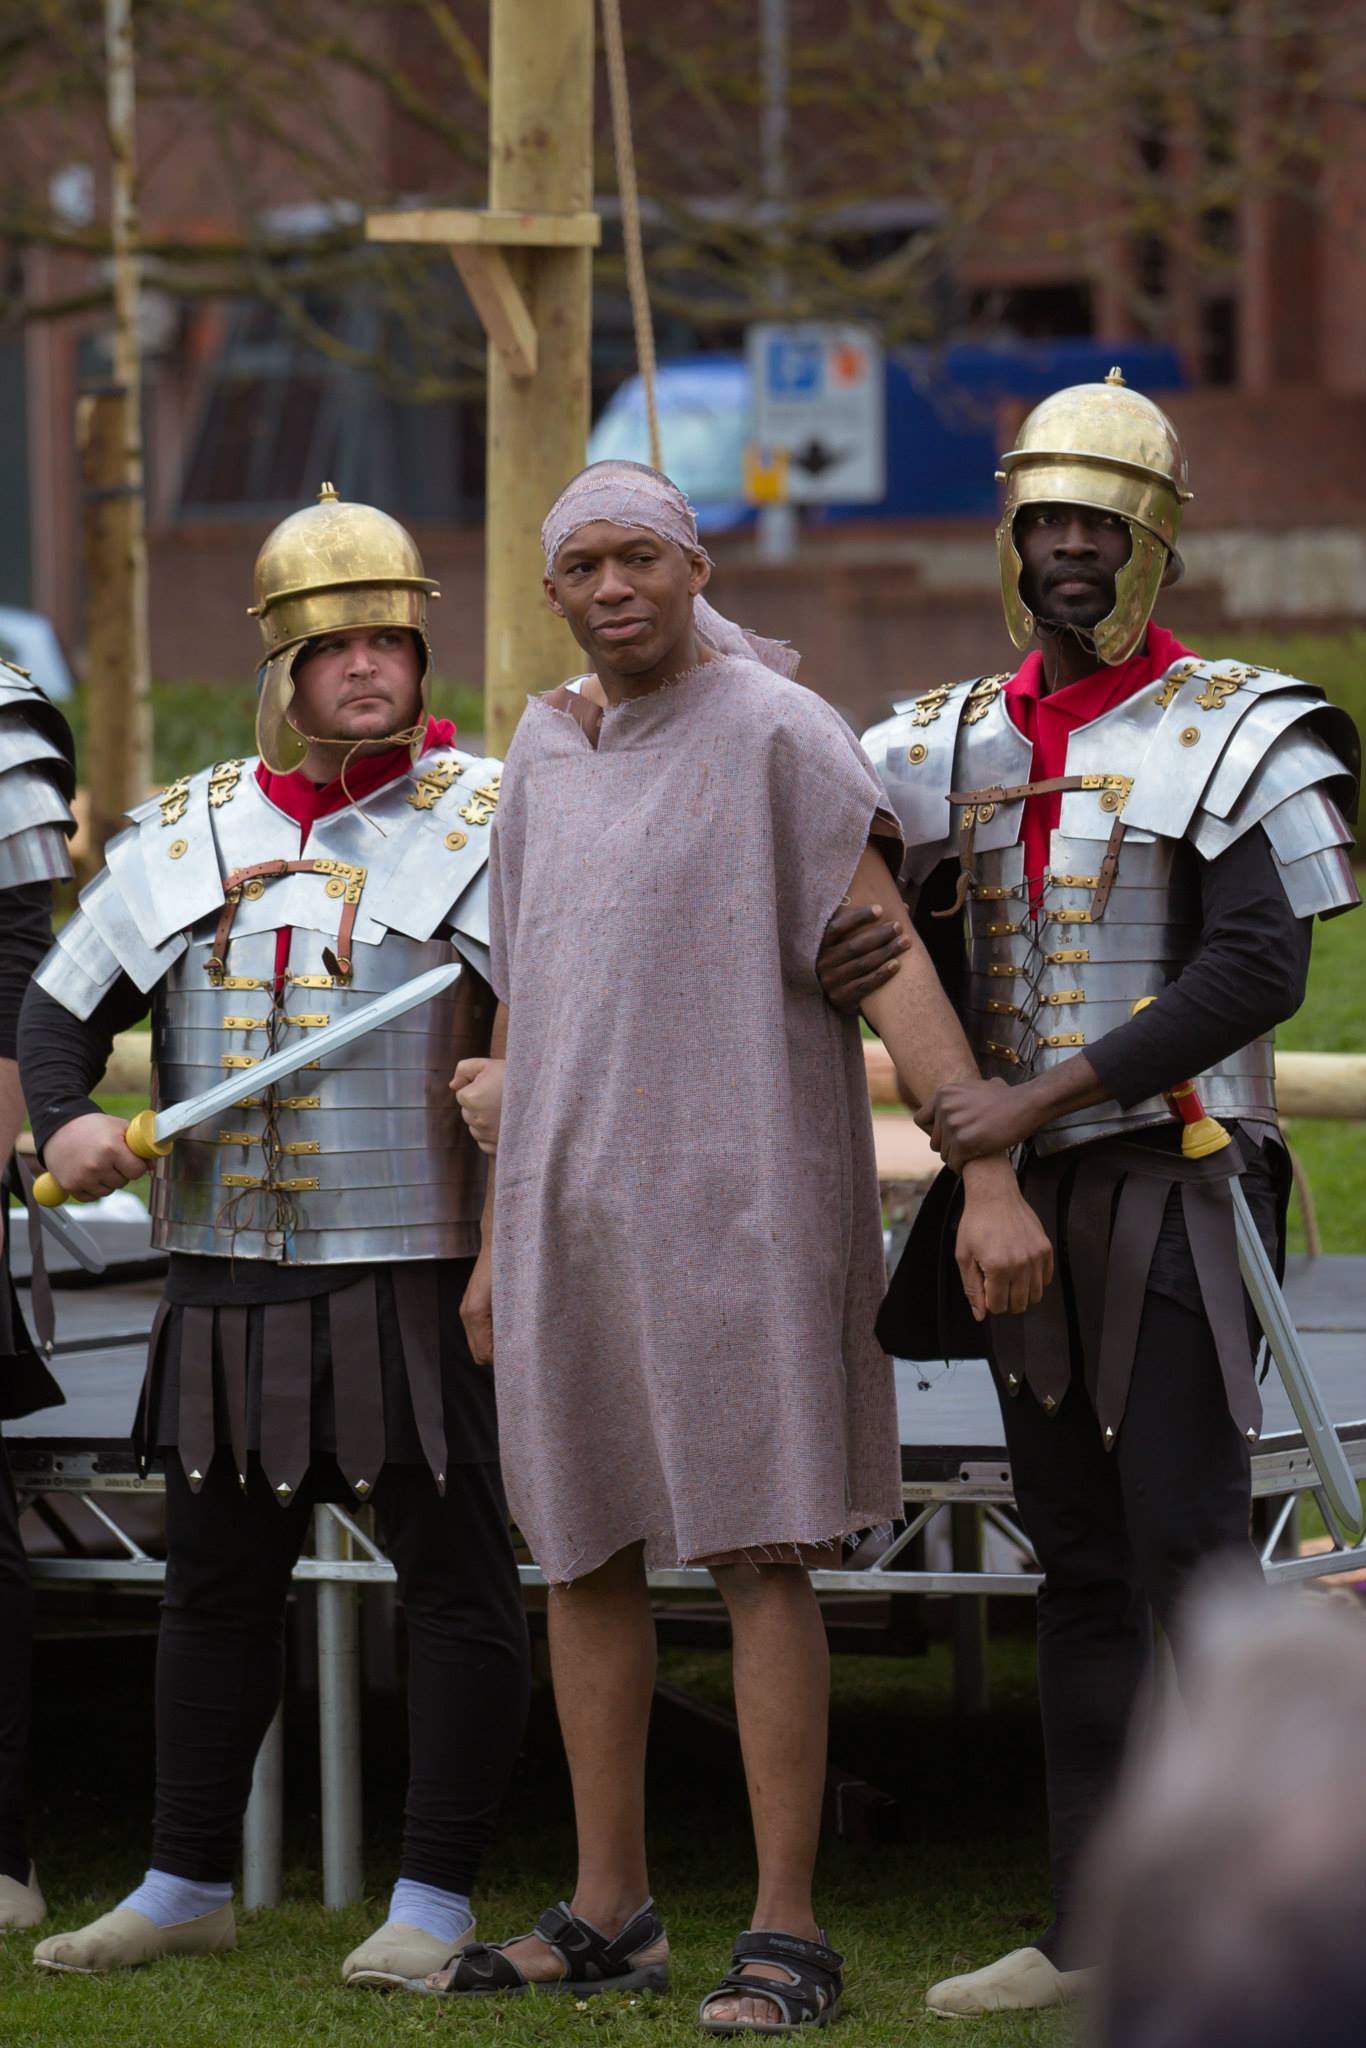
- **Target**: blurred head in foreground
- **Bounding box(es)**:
[1086,1581,1366,2048]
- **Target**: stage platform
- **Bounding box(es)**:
[8,1213,1363,1908]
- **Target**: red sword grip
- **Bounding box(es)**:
[1131,997,1233,1160]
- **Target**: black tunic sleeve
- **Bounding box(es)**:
[18,976,151,1155]
[0,881,55,1059]
[1086,824,1314,1110]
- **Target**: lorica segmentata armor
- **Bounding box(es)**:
[0,668,77,887]
[864,655,1360,1154]
[35,744,501,1261]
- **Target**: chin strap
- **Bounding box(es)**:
[282,717,427,833]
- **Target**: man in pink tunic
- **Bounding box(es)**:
[431,463,1050,2030]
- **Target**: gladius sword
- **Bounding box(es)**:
[1133,999,1363,1546]
[33,959,463,1209]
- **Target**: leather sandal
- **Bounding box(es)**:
[423,1899,668,1997]
[699,1929,844,2035]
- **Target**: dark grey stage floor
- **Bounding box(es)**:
[7,1206,1363,1488]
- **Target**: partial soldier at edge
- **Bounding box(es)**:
[0,661,78,1933]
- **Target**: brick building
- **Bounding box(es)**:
[6,0,1366,716]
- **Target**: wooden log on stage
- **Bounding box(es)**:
[864,1040,1366,1120]
[45,1035,1363,1129]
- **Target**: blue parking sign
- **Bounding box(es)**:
[765,337,823,398]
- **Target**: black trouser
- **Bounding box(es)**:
[153,1451,531,1891]
[997,1251,1260,1964]
[0,1441,32,1884]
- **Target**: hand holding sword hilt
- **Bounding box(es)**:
[32,1110,173,1208]
[1131,996,1232,1160]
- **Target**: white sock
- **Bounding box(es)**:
[118,1868,233,1929]
[388,1877,473,1947]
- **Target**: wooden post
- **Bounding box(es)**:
[368,1,596,758]
[85,0,151,858]
[483,0,594,754]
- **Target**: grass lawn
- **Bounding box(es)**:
[1277,890,1365,1255]
[0,1632,1071,2048]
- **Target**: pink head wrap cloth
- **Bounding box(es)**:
[541,460,800,680]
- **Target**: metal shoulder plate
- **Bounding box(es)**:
[863,673,1016,885]
[1106,656,1359,920]
[0,676,78,886]
[357,748,502,957]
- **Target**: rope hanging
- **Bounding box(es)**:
[600,0,662,471]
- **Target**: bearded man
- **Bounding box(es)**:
[19,487,529,1986]
[818,372,1360,2015]
[427,460,1051,2032]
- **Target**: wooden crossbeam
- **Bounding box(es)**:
[366,208,601,249]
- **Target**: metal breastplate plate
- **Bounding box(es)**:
[0,676,77,887]
[962,832,1277,1153]
[35,749,501,1263]
[149,919,474,1263]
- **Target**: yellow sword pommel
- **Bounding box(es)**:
[1131,996,1232,1160]
[32,1109,174,1208]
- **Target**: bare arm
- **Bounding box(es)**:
[846,844,979,1110]
[845,843,1053,1319]
[458,1001,506,1365]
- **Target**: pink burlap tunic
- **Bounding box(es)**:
[487,654,902,1583]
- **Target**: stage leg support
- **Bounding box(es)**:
[951,1504,989,1715]
[242,1702,284,1909]
[315,1507,364,1907]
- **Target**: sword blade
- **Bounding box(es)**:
[152,960,463,1145]
[1231,1179,1363,1543]
[35,1200,108,1274]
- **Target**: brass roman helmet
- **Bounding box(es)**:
[249,483,440,773]
[996,368,1192,666]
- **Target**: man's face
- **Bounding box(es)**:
[1014,502,1133,633]
[289,626,422,743]
[544,523,708,675]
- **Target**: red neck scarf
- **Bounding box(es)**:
[252,715,457,984]
[1004,623,1195,885]
[255,715,456,846]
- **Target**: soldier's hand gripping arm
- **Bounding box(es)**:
[917,827,1316,1171]
[451,1002,508,1156]
[847,843,1054,1319]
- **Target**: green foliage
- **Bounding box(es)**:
[1277,878,1366,1257]
[1200,630,1366,738]
[66,678,486,788]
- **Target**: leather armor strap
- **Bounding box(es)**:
[219,1306,249,1486]
[1090,814,1127,922]
[947,774,1095,806]
[393,1260,449,1493]
[329,1279,384,1499]
[176,1304,217,1491]
[135,1297,172,1478]
[206,859,363,984]
[257,1298,312,1505]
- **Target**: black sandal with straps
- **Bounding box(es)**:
[698,1929,844,2035]
[423,1899,669,1998]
